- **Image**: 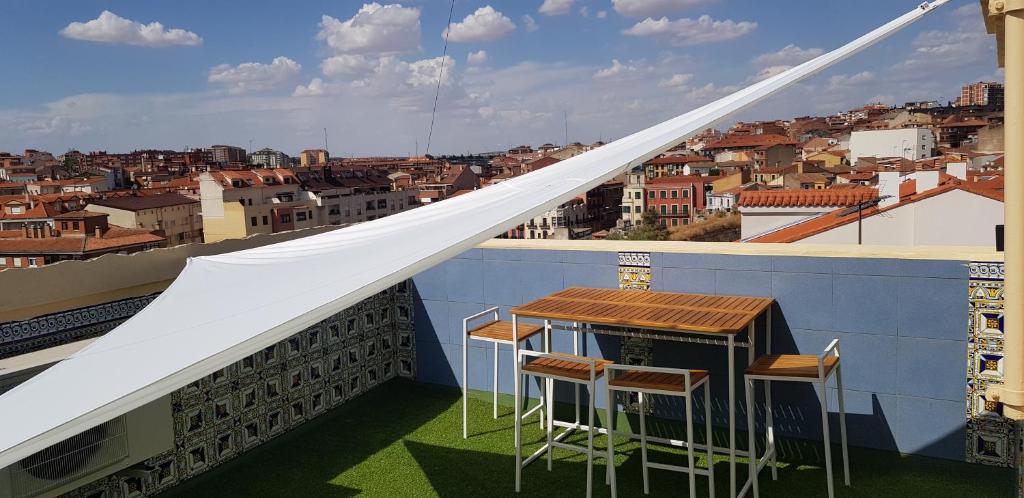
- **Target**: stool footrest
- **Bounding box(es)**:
[646,461,713,477]
[521,402,543,420]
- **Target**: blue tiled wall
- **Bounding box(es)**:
[412,248,969,461]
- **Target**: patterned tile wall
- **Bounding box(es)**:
[617,251,652,414]
[966,262,1016,468]
[0,294,158,360]
[57,282,415,498]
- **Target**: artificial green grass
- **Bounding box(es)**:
[159,379,1015,497]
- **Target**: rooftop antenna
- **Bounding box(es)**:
[563,110,569,146]
[323,128,329,153]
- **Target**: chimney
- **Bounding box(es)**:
[946,162,967,180]
[22,224,29,238]
[94,225,103,238]
[878,171,901,208]
[916,170,939,193]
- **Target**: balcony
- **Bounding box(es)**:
[0,239,1014,497]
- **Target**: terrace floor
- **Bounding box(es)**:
[158,379,1015,497]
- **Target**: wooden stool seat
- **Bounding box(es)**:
[608,370,709,393]
[523,353,611,381]
[468,320,544,342]
[745,354,839,379]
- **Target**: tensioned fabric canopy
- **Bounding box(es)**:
[0,0,949,470]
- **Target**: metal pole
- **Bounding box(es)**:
[992,3,1024,420]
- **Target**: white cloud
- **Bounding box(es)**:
[751,44,823,67]
[593,59,651,80]
[445,6,516,43]
[658,73,693,88]
[60,10,201,47]
[522,14,540,32]
[467,50,489,65]
[318,3,421,55]
[828,71,876,89]
[293,78,328,97]
[208,57,302,95]
[623,15,756,46]
[597,10,608,19]
[683,82,740,104]
[752,65,791,81]
[611,0,715,18]
[539,0,574,16]
[321,54,376,77]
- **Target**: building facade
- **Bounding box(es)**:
[86,193,203,246]
[644,175,705,227]
[849,128,936,162]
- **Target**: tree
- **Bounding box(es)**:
[626,209,670,241]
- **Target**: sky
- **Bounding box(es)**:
[0,0,1002,157]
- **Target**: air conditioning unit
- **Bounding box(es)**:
[0,396,173,498]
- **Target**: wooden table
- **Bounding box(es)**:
[510,287,774,498]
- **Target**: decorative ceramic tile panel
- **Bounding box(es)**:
[0,294,159,360]
[57,282,414,498]
[966,262,1016,468]
[618,252,653,414]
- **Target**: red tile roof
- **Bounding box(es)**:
[705,134,797,150]
[645,175,705,187]
[646,155,708,165]
[738,187,878,208]
[748,177,1003,243]
[87,193,197,211]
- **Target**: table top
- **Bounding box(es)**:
[510,287,773,335]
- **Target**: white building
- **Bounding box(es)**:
[746,170,1005,246]
[620,166,645,227]
[849,128,935,162]
[737,187,880,240]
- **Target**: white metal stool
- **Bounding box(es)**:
[742,338,850,498]
[605,365,715,498]
[462,307,547,438]
[515,351,612,497]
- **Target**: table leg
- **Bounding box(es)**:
[574,321,581,426]
[513,315,522,492]
[728,334,736,498]
[544,320,552,430]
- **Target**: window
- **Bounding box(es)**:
[648,191,655,199]
[296,212,307,222]
[660,205,667,215]
[251,216,258,227]
[682,190,689,198]
[634,206,642,213]
[671,205,678,214]
[328,205,340,216]
[377,199,387,209]
[366,201,375,211]
[634,192,641,199]
[61,222,68,230]
[683,218,690,225]
[280,214,292,223]
[13,258,22,268]
[671,190,678,198]
[0,258,6,267]
[671,218,678,226]
[262,215,269,225]
[247,198,253,206]
[682,205,689,215]
[27,257,37,268]
[660,191,667,199]
[622,206,631,214]
[72,222,80,231]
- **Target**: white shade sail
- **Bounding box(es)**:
[0,0,949,470]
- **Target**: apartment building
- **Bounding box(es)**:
[294,166,416,226]
[644,175,705,227]
[0,211,165,268]
[300,149,329,167]
[86,193,203,246]
[249,148,291,168]
[620,166,645,227]
[199,168,320,242]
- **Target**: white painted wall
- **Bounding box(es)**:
[799,189,1003,246]
[849,128,935,162]
[740,206,838,239]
